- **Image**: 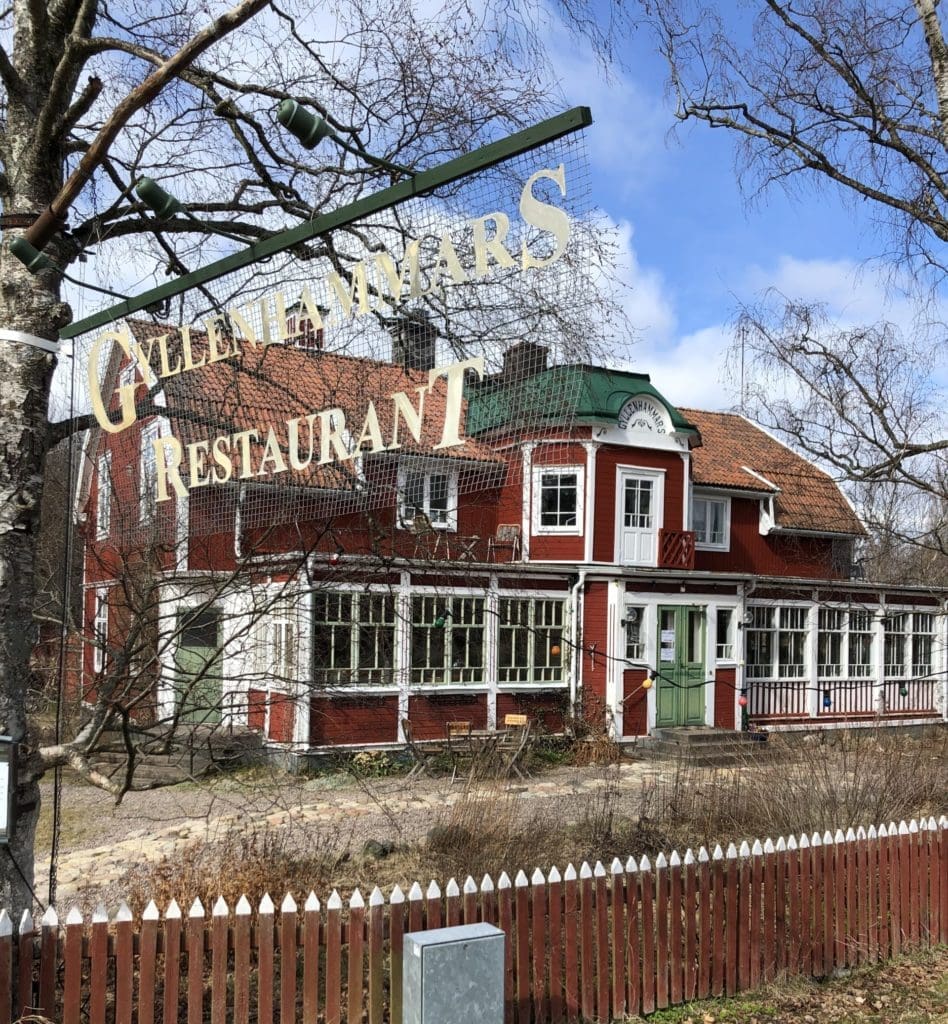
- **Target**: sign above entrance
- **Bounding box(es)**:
[617,396,669,435]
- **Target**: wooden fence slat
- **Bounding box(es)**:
[724,845,738,995]
[211,899,229,1024]
[844,828,856,964]
[774,838,787,978]
[655,854,669,1011]
[609,860,625,1022]
[234,897,252,1024]
[809,834,823,977]
[301,894,321,1024]
[822,832,834,977]
[908,821,921,948]
[482,874,497,929]
[187,900,204,1024]
[281,894,298,1024]
[258,895,276,1024]
[62,908,82,1024]
[139,902,159,1024]
[695,847,710,998]
[683,851,698,1001]
[347,891,365,1024]
[162,901,182,1024]
[531,869,549,1024]
[89,905,108,1024]
[857,828,870,963]
[408,882,424,935]
[834,831,847,969]
[0,911,10,1024]
[37,905,57,1020]
[563,866,578,1024]
[761,840,776,984]
[866,827,879,962]
[710,847,725,997]
[548,867,564,1024]
[926,819,940,946]
[325,891,342,1024]
[594,863,609,1021]
[17,909,33,1020]
[446,879,461,929]
[899,821,913,951]
[426,879,442,932]
[750,840,764,989]
[578,864,594,1023]
[114,904,134,1024]
[498,874,514,1024]
[463,877,478,926]
[877,826,891,959]
[640,856,656,1017]
[889,823,903,956]
[388,889,403,1024]
[625,859,641,1019]
[368,889,385,1024]
[939,818,948,943]
[515,873,531,1024]
[918,822,930,946]
[785,838,800,977]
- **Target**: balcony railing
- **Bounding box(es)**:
[658,529,696,569]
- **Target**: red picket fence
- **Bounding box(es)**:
[5,816,946,1024]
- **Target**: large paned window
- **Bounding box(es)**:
[623,477,654,530]
[883,613,907,677]
[817,608,843,677]
[498,598,565,684]
[746,606,806,678]
[624,605,646,661]
[312,592,396,685]
[533,467,582,533]
[911,613,934,677]
[96,453,111,540]
[848,610,874,677]
[140,421,161,521]
[692,494,730,549]
[93,588,109,673]
[398,467,456,529]
[716,608,736,661]
[884,611,935,678]
[411,595,485,685]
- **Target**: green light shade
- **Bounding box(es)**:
[433,614,447,628]
[899,684,909,697]
[136,177,183,219]
[8,237,55,272]
[277,99,334,149]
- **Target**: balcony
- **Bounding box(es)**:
[658,529,696,570]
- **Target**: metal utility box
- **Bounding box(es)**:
[402,923,504,1024]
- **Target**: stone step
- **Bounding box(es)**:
[651,727,767,746]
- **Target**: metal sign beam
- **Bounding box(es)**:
[61,106,593,340]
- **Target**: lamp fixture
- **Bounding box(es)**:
[135,177,249,245]
[7,237,130,299]
[276,99,413,178]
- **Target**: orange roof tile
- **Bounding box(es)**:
[679,408,865,536]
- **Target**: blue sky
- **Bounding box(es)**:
[549,13,923,411]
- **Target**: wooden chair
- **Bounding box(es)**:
[496,715,532,780]
[409,513,446,558]
[402,718,442,779]
[488,524,521,563]
[445,720,473,782]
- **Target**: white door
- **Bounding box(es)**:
[618,471,661,565]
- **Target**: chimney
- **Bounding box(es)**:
[503,341,549,381]
[388,310,437,372]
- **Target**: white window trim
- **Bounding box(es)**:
[93,587,108,673]
[614,466,665,566]
[140,420,162,522]
[715,605,738,663]
[396,464,458,531]
[623,603,648,664]
[692,491,731,551]
[96,452,112,540]
[532,465,584,535]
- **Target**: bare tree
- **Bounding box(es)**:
[0,0,626,917]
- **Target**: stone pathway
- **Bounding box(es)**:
[40,761,666,904]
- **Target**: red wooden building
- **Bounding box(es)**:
[76,323,947,752]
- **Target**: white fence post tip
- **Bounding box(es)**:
[739,841,751,858]
[908,819,919,834]
[114,903,132,924]
[928,816,937,830]
[594,861,607,877]
[211,897,228,917]
[822,830,833,845]
[655,853,668,869]
[259,894,275,915]
[408,882,423,901]
[845,827,856,842]
[898,821,910,836]
[370,887,384,907]
[91,905,107,926]
[327,891,342,911]
[799,834,809,849]
[940,815,948,829]
[752,839,764,856]
[639,855,651,872]
[498,872,512,889]
[236,895,253,915]
[835,829,846,844]
[548,866,562,884]
[856,826,866,840]
[564,864,577,881]
[610,858,623,874]
[625,856,638,873]
[41,906,58,928]
[189,898,205,918]
[684,849,696,865]
[698,846,710,862]
[426,880,441,899]
[532,868,546,885]
[811,833,822,847]
[389,887,404,905]
[515,870,529,887]
[0,910,11,936]
[143,901,160,921]
[786,835,797,851]
[726,843,738,858]
[670,851,682,867]
[281,893,297,914]
[763,839,775,855]
[66,906,84,927]
[350,889,365,910]
[867,825,877,840]
[480,875,495,892]
[877,824,888,838]
[579,862,593,879]
[464,877,478,894]
[712,845,723,861]
[166,899,182,919]
[775,837,786,852]
[304,892,320,912]
[446,878,460,898]
[920,818,929,831]
[889,822,899,835]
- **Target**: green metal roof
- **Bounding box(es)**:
[465,364,699,436]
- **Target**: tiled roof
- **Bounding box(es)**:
[679,408,865,536]
[128,321,504,491]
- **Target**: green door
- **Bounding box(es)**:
[174,608,223,725]
[656,606,706,727]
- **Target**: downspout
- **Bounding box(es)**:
[569,570,587,717]
[738,577,757,731]
[234,482,246,562]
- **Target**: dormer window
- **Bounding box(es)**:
[533,466,583,534]
[285,303,324,350]
[692,493,730,550]
[398,465,457,530]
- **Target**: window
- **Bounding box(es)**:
[96,452,111,540]
[818,609,843,677]
[498,598,565,684]
[911,613,934,678]
[623,477,653,529]
[693,494,730,549]
[625,605,646,661]
[848,610,873,677]
[140,421,161,520]
[884,613,907,677]
[746,605,806,678]
[270,603,297,681]
[882,611,935,679]
[312,592,395,685]
[93,588,108,673]
[398,467,456,529]
[411,595,485,685]
[533,467,583,533]
[716,608,735,661]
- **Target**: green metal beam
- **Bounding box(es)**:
[61,106,593,340]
